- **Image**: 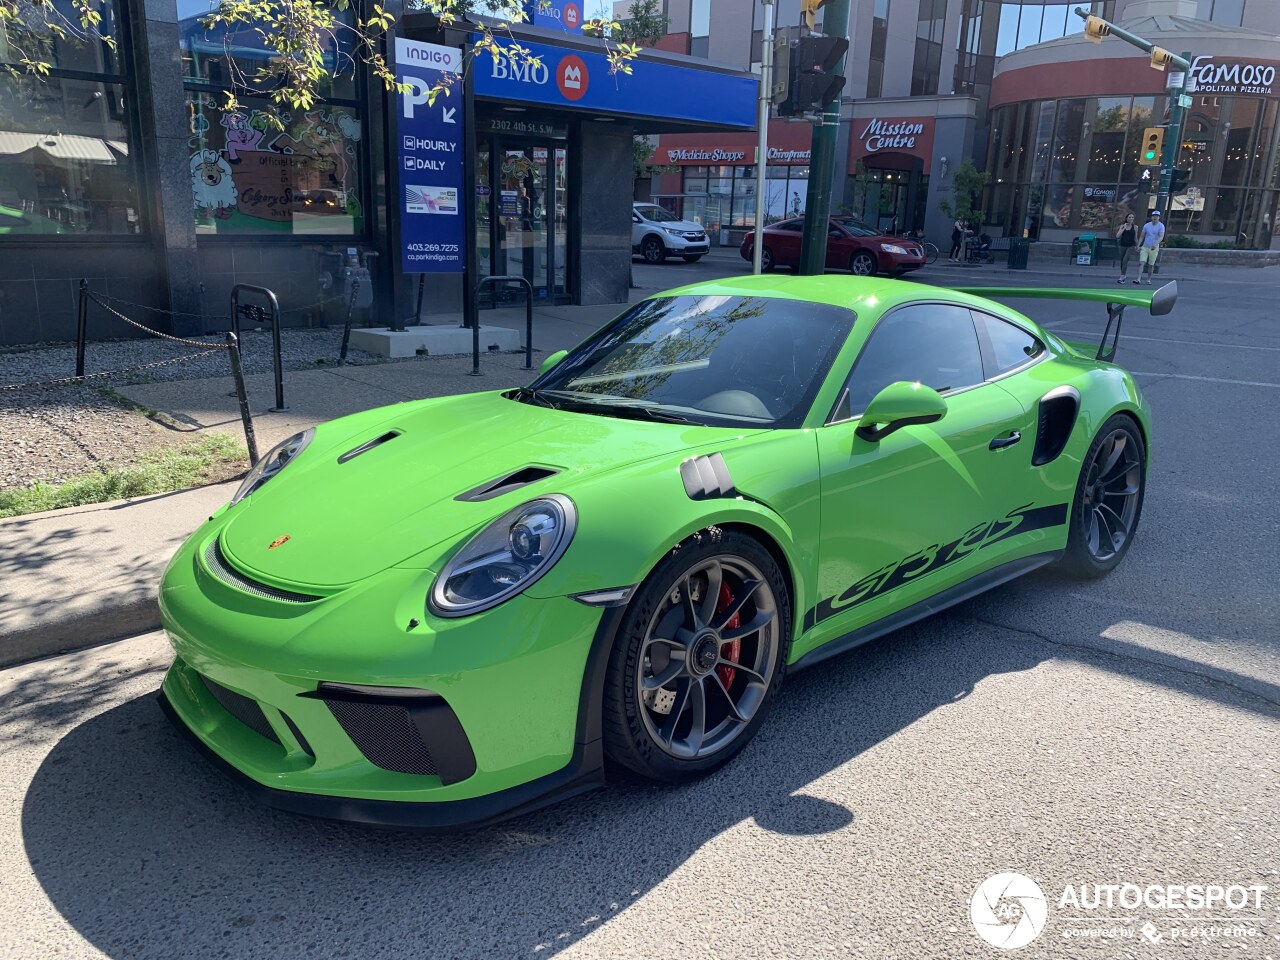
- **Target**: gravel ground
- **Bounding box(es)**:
[0,327,386,491]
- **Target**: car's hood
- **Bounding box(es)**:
[648,219,703,233]
[219,391,746,588]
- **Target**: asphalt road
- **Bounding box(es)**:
[3,261,1278,960]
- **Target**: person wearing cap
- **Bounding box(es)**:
[1139,209,1165,285]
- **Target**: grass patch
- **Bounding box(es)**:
[0,434,246,519]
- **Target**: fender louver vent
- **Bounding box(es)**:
[455,466,559,502]
[338,431,401,464]
[1032,386,1081,467]
[681,453,736,501]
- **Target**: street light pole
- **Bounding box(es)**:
[752,0,775,275]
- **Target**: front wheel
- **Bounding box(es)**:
[1057,414,1147,579]
[682,254,703,263]
[641,235,666,264]
[850,250,877,276]
[603,530,791,782]
[923,242,940,265]
[760,246,775,272]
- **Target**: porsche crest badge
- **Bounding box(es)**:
[268,535,291,550]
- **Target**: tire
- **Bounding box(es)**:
[682,255,703,263]
[923,242,939,265]
[1057,414,1147,579]
[642,235,666,264]
[850,251,877,276]
[602,529,791,782]
[760,246,775,272]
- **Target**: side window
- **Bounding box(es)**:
[973,311,1044,377]
[777,220,803,232]
[842,304,985,418]
[633,213,643,223]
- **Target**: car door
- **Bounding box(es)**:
[769,219,803,266]
[825,223,853,270]
[799,302,1029,659]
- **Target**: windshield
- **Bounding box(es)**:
[833,217,882,237]
[526,295,856,428]
[635,204,681,223]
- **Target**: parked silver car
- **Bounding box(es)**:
[632,203,709,263]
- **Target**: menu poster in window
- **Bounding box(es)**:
[394,38,464,274]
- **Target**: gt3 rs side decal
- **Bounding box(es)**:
[803,502,1069,631]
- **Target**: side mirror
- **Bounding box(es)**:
[855,381,947,442]
[539,349,568,376]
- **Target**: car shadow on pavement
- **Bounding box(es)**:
[22,606,1279,960]
[22,615,1043,960]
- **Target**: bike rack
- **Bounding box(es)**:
[231,284,286,412]
[473,275,534,376]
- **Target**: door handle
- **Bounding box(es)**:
[989,431,1021,450]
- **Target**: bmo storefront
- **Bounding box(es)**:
[399,12,755,316]
[987,18,1280,248]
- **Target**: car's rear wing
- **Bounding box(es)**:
[952,281,1177,362]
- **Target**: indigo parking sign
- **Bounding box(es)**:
[395,38,464,274]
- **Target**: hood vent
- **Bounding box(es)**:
[338,431,401,465]
[455,465,559,502]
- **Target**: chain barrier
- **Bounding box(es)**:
[1,350,220,392]
[91,290,347,323]
[87,293,234,351]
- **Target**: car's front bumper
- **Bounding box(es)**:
[158,525,617,829]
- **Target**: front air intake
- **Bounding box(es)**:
[200,675,280,745]
[203,538,323,604]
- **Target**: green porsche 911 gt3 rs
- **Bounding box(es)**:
[159,274,1175,829]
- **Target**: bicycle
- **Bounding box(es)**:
[921,241,939,264]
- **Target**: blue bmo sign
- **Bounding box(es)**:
[395,38,464,274]
[472,38,756,129]
[526,0,584,32]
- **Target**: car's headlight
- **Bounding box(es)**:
[663,226,685,236]
[229,429,314,505]
[880,243,908,255]
[429,495,577,618]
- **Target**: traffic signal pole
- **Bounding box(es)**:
[1071,7,1191,218]
[798,0,849,275]
[752,0,776,275]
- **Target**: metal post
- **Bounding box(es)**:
[523,279,533,370]
[75,279,88,378]
[1156,52,1192,221]
[226,332,259,466]
[414,274,426,326]
[752,0,775,275]
[798,0,850,275]
[470,296,481,375]
[339,277,360,364]
[462,47,479,333]
[266,293,286,413]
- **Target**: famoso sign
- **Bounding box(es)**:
[1189,56,1278,96]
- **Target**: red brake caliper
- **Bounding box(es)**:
[715,581,739,689]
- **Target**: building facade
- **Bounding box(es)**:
[0,0,753,345]
[645,0,1280,248]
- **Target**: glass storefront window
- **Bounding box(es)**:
[1120,96,1158,181]
[0,75,138,235]
[0,0,120,74]
[1049,99,1085,183]
[185,93,364,235]
[1085,97,1129,183]
[178,0,357,100]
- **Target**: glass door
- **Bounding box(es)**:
[488,140,569,303]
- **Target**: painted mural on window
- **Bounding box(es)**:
[186,95,364,235]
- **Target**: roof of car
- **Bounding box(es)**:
[655,274,1023,318]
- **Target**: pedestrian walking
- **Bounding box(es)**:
[1115,213,1137,283]
[949,218,965,261]
[1138,209,1165,284]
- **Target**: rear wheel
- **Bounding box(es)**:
[850,250,877,276]
[603,530,790,782]
[642,235,666,264]
[1058,414,1147,579]
[760,246,775,272]
[682,254,703,263]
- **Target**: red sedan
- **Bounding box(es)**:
[740,216,926,276]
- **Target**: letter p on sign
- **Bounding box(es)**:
[402,78,432,119]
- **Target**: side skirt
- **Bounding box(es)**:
[790,551,1062,673]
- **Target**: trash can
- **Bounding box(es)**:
[1007,238,1030,270]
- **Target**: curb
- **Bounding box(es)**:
[1,598,160,669]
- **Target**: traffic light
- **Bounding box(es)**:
[770,34,791,105]
[1169,168,1190,193]
[1150,46,1174,70]
[1139,127,1164,166]
[1083,15,1110,43]
[777,35,848,117]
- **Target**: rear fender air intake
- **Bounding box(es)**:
[1032,385,1081,467]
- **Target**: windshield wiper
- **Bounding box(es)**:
[511,386,561,409]
[538,392,694,424]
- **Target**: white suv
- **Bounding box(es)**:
[632,203,709,264]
